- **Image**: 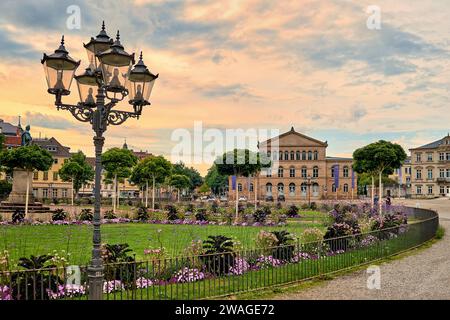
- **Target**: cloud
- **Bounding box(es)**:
[24,111,79,131]
[201,83,259,100]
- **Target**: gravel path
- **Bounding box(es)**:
[276,198,450,300]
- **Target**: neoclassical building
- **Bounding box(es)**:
[410,134,450,198]
[229,127,355,201]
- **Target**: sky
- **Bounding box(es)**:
[0,0,450,175]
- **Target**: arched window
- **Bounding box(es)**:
[266,168,272,177]
[238,183,242,192]
[313,166,319,178]
[302,151,306,160]
[278,166,284,178]
[249,183,254,192]
[277,183,284,195]
[331,167,335,177]
[301,183,307,196]
[332,184,337,192]
[273,152,278,160]
[301,166,307,178]
[290,166,295,177]
[308,151,312,160]
[266,183,272,195]
[343,166,349,178]
[289,183,296,196]
[267,151,271,158]
[343,183,349,193]
[314,151,318,160]
[279,151,283,161]
[296,151,301,160]
[290,151,295,160]
[312,183,319,196]
[285,151,289,161]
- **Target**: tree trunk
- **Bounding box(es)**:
[371,175,375,209]
[25,171,30,218]
[235,183,239,222]
[117,180,120,209]
[113,174,117,213]
[152,176,156,210]
[145,181,148,208]
[254,175,258,211]
[71,177,74,207]
[177,189,180,202]
[379,171,383,214]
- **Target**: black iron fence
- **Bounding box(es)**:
[0,207,439,300]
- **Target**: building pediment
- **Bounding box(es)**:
[260,127,327,149]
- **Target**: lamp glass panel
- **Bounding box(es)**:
[43,60,76,91]
[101,63,131,89]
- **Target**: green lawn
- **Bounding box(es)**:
[1,217,326,265]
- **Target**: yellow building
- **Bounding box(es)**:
[229,127,356,201]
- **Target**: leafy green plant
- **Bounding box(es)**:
[165,204,178,220]
[12,209,25,223]
[104,209,117,220]
[136,205,149,221]
[287,205,299,217]
[324,223,352,251]
[51,208,67,221]
[270,230,295,261]
[79,208,93,221]
[253,208,268,223]
[195,208,208,221]
[201,235,235,275]
[102,243,137,286]
[300,228,325,254]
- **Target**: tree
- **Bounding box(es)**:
[204,163,228,195]
[215,149,268,221]
[198,183,210,194]
[59,151,94,206]
[353,140,406,212]
[172,162,203,191]
[168,174,191,202]
[0,145,53,216]
[130,155,172,209]
[102,148,138,213]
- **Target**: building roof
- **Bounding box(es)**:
[259,126,328,147]
[326,156,353,161]
[33,137,71,158]
[411,134,450,150]
[0,119,19,136]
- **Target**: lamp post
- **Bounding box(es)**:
[41,22,158,300]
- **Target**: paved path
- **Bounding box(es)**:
[276,198,450,300]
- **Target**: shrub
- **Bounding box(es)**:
[11,209,25,223]
[136,205,149,221]
[287,205,299,217]
[372,213,407,240]
[253,208,268,223]
[255,230,278,255]
[52,198,59,205]
[310,202,317,210]
[185,203,195,213]
[276,201,283,209]
[165,205,178,220]
[52,209,67,221]
[210,201,219,213]
[270,230,295,261]
[104,210,117,220]
[323,223,353,251]
[102,243,136,286]
[300,227,325,254]
[195,208,208,221]
[200,235,234,275]
[79,209,93,221]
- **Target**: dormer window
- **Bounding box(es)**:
[47,146,57,152]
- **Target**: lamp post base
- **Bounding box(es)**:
[87,264,104,300]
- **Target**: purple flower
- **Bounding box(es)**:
[0,285,11,300]
[174,267,205,283]
[103,280,124,293]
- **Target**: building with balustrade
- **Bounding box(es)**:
[228,127,355,201]
[410,134,450,198]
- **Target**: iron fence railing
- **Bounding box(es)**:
[0,207,439,300]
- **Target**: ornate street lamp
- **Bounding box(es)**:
[41,22,158,300]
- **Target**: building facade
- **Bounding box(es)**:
[385,157,411,198]
[409,134,450,198]
[229,127,356,201]
[0,118,22,149]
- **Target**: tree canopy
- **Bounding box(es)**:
[168,174,191,191]
[353,140,407,176]
[130,155,173,187]
[102,148,138,181]
[172,162,203,190]
[59,151,94,194]
[215,149,269,177]
[204,163,228,194]
[0,144,53,172]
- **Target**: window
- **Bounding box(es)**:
[52,188,58,198]
[427,153,433,162]
[285,151,289,161]
[428,185,433,195]
[427,169,433,180]
[300,183,307,195]
[416,185,422,194]
[266,183,272,195]
[440,186,445,195]
[416,169,422,179]
[32,188,38,198]
[343,184,349,193]
[277,183,284,195]
[267,151,271,158]
[416,153,421,162]
[33,171,38,180]
[440,153,445,161]
[308,151,312,160]
[237,183,242,192]
[440,169,445,178]
[296,151,300,160]
[266,168,272,177]
[62,189,68,198]
[343,166,349,178]
[43,171,49,181]
[302,151,306,160]
[447,153,450,161]
[332,184,337,192]
[54,158,58,164]
[278,167,284,178]
[447,169,450,178]
[331,167,335,178]
[312,183,319,196]
[273,152,278,160]
[42,188,48,198]
[405,167,409,174]
[290,151,295,160]
[289,183,295,196]
[53,172,58,181]
[279,151,283,161]
[313,151,318,160]
[301,167,307,178]
[289,167,295,178]
[47,146,57,152]
[313,166,319,178]
[249,183,254,192]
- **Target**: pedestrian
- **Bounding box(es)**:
[386,195,391,206]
